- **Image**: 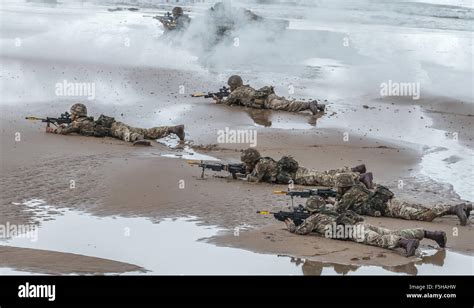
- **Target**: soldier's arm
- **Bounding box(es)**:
[334,195,352,213]
[285,218,315,235]
[247,162,265,183]
[215,91,238,105]
[54,122,80,135]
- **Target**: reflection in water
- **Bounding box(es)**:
[26,0,57,4]
[286,248,465,276]
[289,257,360,276]
[383,249,447,275]
[245,108,323,129]
[245,109,273,127]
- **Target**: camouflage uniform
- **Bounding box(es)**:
[243,150,359,186]
[51,104,183,144]
[54,116,95,136]
[286,211,424,250]
[247,157,279,183]
[335,183,452,222]
[162,7,191,31]
[53,103,95,136]
[265,93,315,113]
[293,167,359,187]
[110,121,170,143]
[221,85,314,113]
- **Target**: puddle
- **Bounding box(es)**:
[152,137,220,161]
[244,108,318,130]
[1,199,472,275]
[1,202,300,275]
[0,267,43,276]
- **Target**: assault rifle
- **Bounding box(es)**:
[191,86,230,99]
[25,112,72,127]
[153,12,176,30]
[187,160,246,179]
[273,188,336,208]
[273,188,337,199]
[257,205,310,226]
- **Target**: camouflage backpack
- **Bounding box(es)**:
[276,156,299,184]
[254,86,274,99]
[362,185,394,216]
[252,86,275,108]
[94,114,115,138]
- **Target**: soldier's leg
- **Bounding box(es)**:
[264,95,317,114]
[354,223,419,256]
[364,224,425,241]
[144,125,185,141]
[385,199,467,225]
[363,224,446,248]
[294,167,359,187]
[354,223,402,249]
[110,121,144,142]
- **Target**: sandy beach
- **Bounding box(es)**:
[0,0,472,275]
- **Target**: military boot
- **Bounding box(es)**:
[448,204,468,226]
[168,125,185,141]
[359,172,374,189]
[351,164,367,174]
[424,230,447,248]
[463,203,472,219]
[398,238,419,257]
[309,101,325,115]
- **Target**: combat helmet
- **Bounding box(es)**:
[70,103,87,118]
[240,148,261,164]
[227,75,243,91]
[172,6,183,17]
[305,196,326,213]
[334,173,355,189]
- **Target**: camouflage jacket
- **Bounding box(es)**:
[247,157,279,183]
[55,116,95,136]
[222,85,275,109]
[335,184,392,216]
[55,114,116,137]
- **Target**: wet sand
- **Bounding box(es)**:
[0,246,145,275]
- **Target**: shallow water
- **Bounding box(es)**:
[1,199,472,275]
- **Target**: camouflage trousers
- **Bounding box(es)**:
[294,167,359,187]
[288,214,424,250]
[357,223,424,249]
[110,121,170,142]
[264,94,312,113]
[384,199,451,222]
